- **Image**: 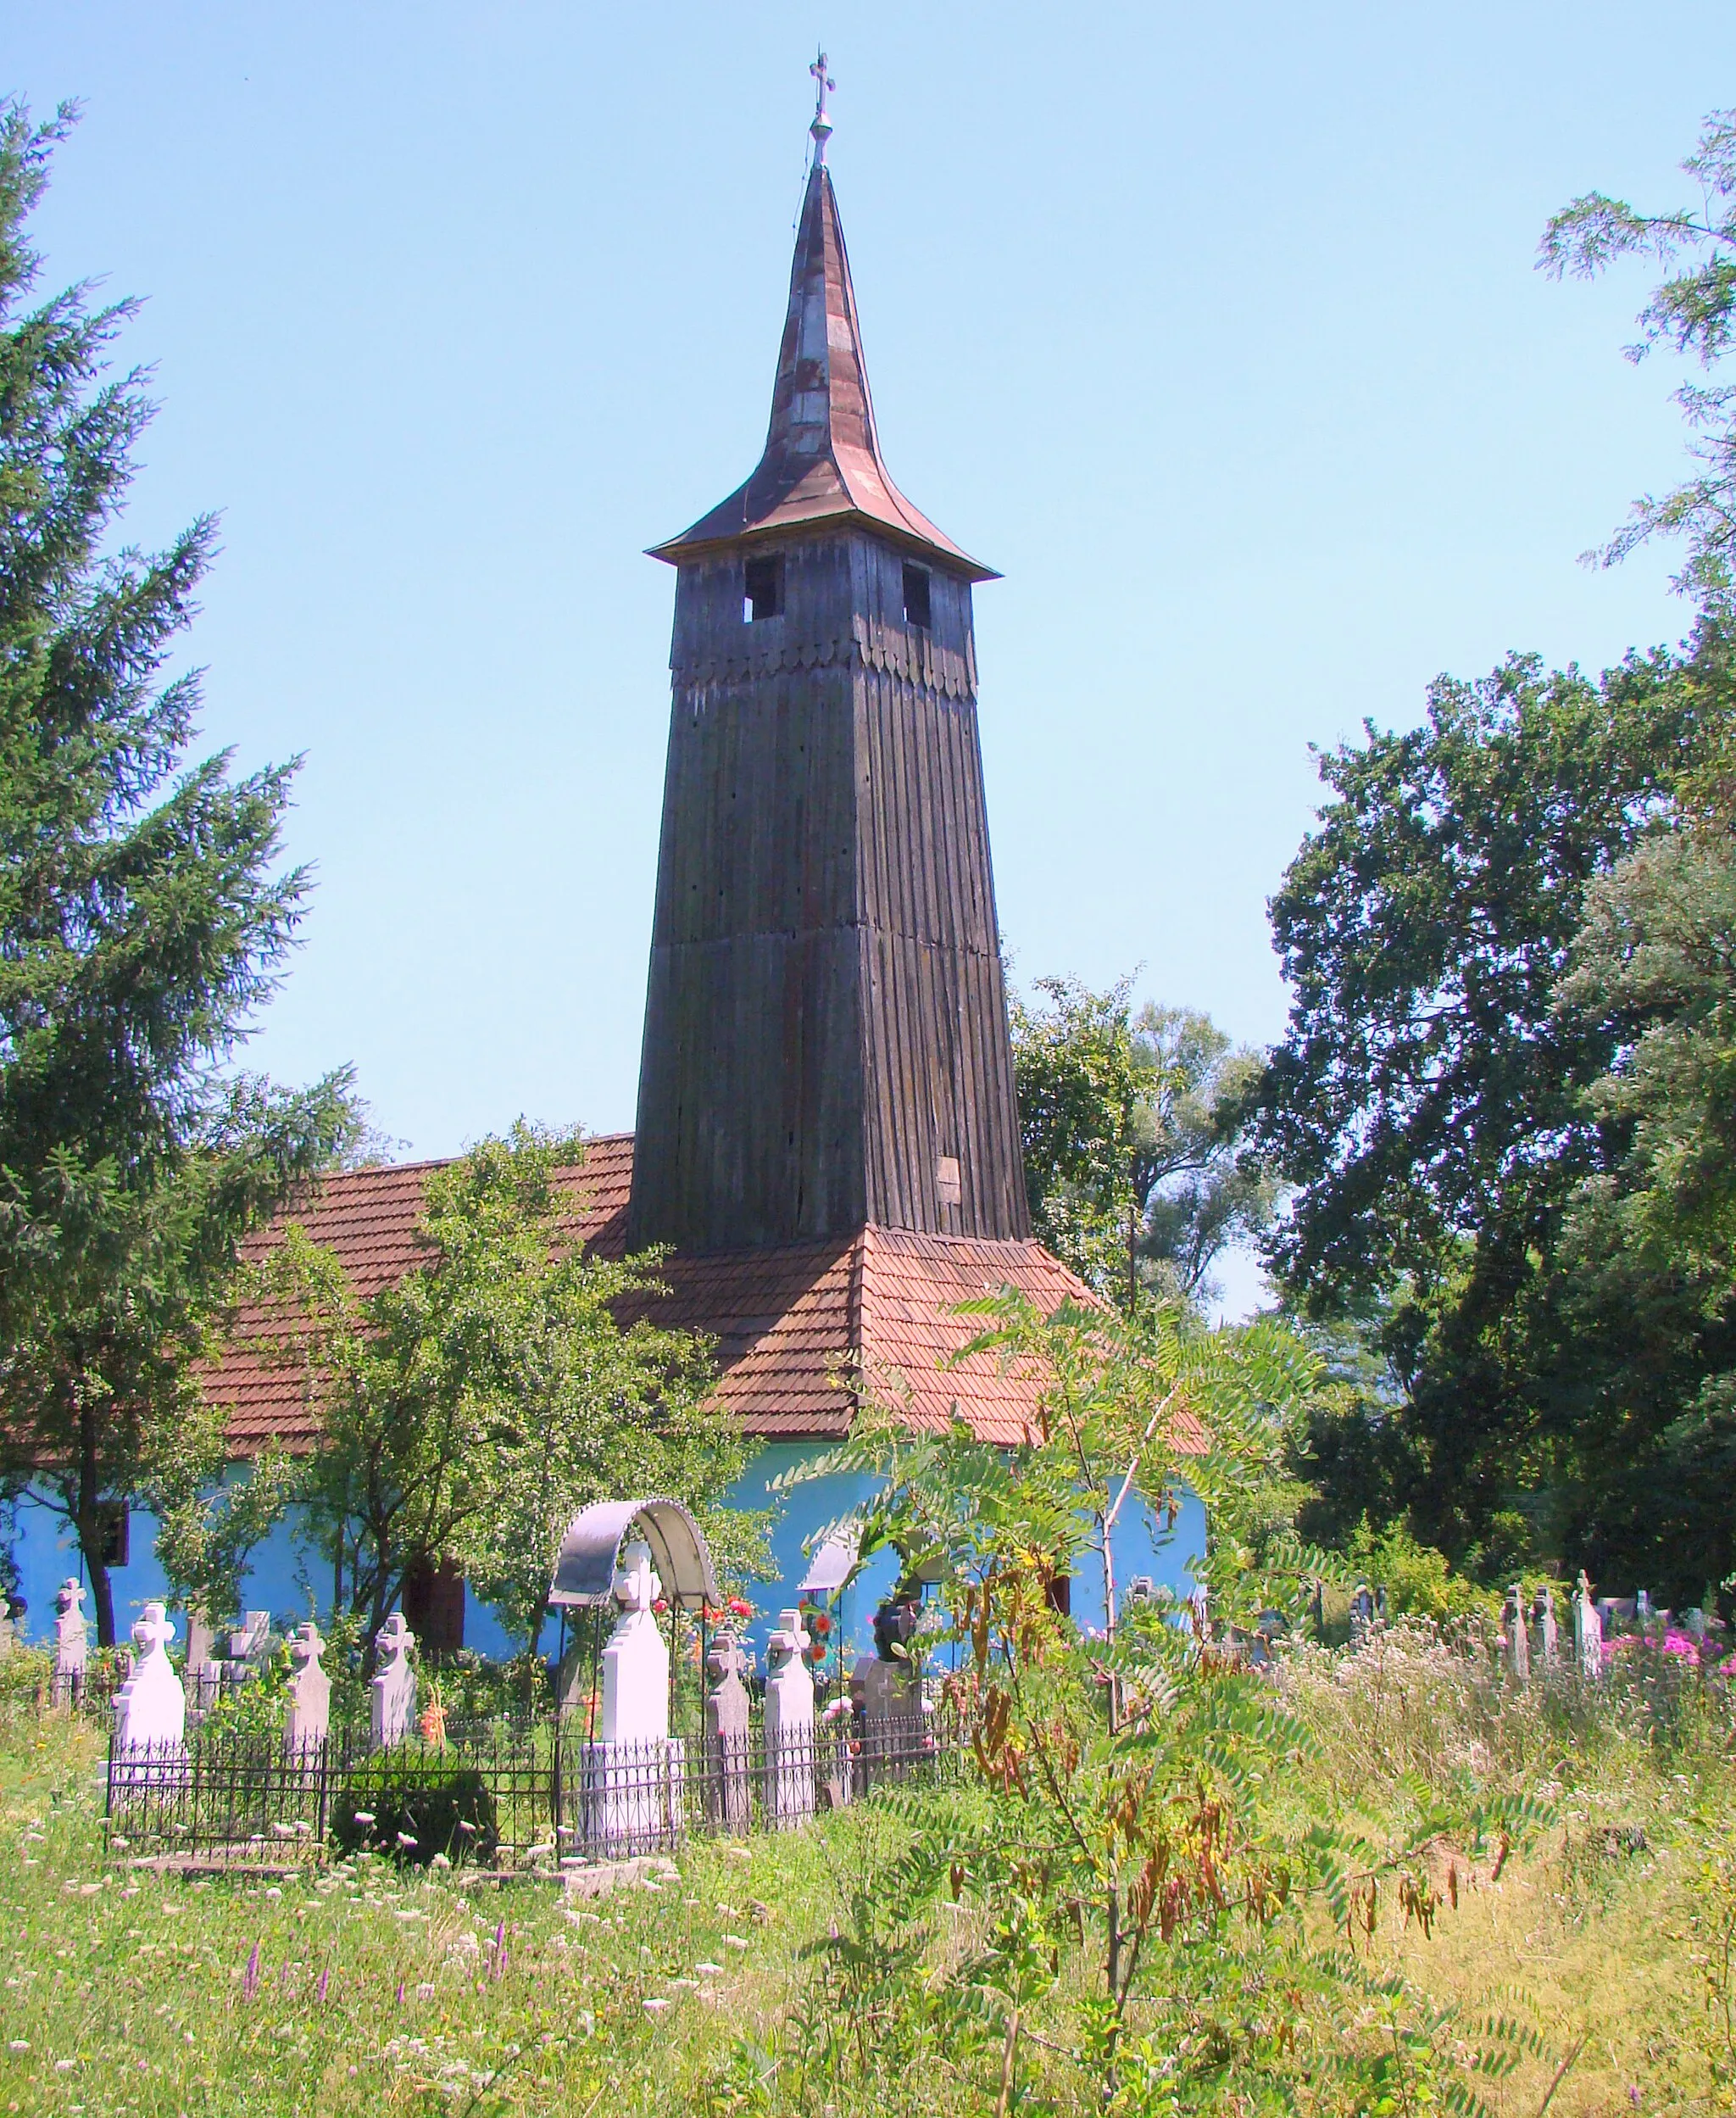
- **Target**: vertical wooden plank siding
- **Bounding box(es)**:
[627,529,1030,1253]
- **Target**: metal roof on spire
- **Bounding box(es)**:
[648,63,996,582]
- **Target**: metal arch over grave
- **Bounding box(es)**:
[548,1497,721,1733]
[548,1497,719,1614]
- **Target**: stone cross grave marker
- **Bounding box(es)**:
[53,1579,87,1703]
[579,1541,684,1853]
[371,1612,417,1749]
[112,1602,185,1753]
[1573,1570,1603,1680]
[765,1608,815,1827]
[704,1628,752,1831]
[1531,1585,1559,1668]
[1502,1584,1530,1681]
[600,1540,669,1744]
[228,1611,272,1680]
[284,1621,331,1750]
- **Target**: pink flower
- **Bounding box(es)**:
[242,1942,260,2002]
[315,1968,329,2006]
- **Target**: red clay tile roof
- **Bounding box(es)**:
[205,1135,1206,1456]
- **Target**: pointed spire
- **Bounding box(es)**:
[649,99,995,581]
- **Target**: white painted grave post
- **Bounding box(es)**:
[370,1612,417,1749]
[283,1622,331,1751]
[1501,1585,1530,1682]
[1572,1570,1603,1680]
[53,1579,87,1706]
[112,1603,186,1753]
[764,1608,815,1827]
[579,1541,685,1853]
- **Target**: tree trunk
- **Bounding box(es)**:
[75,1397,115,1648]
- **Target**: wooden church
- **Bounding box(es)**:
[15,74,1205,1657]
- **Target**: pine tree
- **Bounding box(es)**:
[0,105,359,1641]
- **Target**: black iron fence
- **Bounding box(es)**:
[103,1709,948,1867]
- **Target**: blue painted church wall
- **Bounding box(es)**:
[1067,1480,1208,1635]
[4,1444,1206,1657]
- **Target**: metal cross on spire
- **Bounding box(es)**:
[809,50,835,162]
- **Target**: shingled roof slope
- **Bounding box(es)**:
[206,1137,1205,1455]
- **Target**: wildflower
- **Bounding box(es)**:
[396,1980,405,2005]
[430,1851,452,1870]
[352,1810,376,1828]
[694,1960,726,1976]
[643,1997,670,2014]
[242,1942,261,2001]
[8,2039,26,2053]
[315,1969,330,2005]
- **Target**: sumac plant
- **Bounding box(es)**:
[790,1294,1541,2111]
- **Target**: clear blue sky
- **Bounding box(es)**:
[8,5,1731,1200]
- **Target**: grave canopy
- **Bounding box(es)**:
[548,1497,719,1613]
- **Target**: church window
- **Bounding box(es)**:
[743,555,783,621]
[902,562,932,630]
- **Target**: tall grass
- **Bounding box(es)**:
[0,1628,1728,2113]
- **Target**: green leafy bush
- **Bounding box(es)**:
[331,1746,498,1867]
[1348,1519,1500,1624]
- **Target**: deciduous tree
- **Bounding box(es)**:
[1011,978,1272,1311]
[253,1123,743,1660]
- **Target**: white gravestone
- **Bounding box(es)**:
[579,1542,684,1853]
[1501,1585,1530,1682]
[371,1612,418,1749]
[764,1609,815,1827]
[1572,1570,1603,1680]
[1531,1585,1559,1668]
[53,1579,88,1704]
[704,1629,753,1831]
[600,1543,668,1742]
[112,1603,186,1752]
[283,1622,331,1750]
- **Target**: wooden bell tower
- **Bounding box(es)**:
[627,96,1029,1257]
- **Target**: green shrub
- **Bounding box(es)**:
[331,1745,498,1866]
[1347,1519,1499,1624]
